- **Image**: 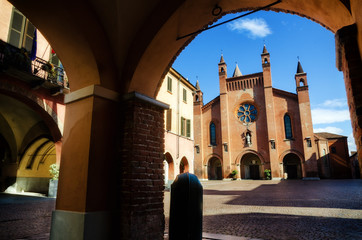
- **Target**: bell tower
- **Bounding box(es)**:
[193,79,204,178]
[295,60,319,179]
[261,44,279,178]
[218,54,227,94]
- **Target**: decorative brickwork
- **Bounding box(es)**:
[119,93,167,239]
[336,24,362,178]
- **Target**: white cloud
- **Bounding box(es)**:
[311,109,350,124]
[228,18,272,39]
[318,99,347,108]
[314,127,343,134]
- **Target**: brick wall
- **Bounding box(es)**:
[119,95,166,239]
[336,24,362,178]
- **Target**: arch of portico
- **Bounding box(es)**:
[6,0,362,239]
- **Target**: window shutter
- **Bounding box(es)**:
[166,109,172,131]
[186,119,191,137]
[183,88,187,102]
[8,10,25,48]
[167,77,172,92]
[181,117,185,136]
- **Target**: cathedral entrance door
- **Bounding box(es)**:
[208,157,223,180]
[249,165,260,180]
[283,153,302,179]
[240,153,262,179]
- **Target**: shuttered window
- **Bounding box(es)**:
[166,109,172,131]
[167,77,172,92]
[186,119,191,138]
[180,117,185,136]
[8,8,35,52]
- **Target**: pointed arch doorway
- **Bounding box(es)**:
[208,157,223,180]
[283,153,302,179]
[240,153,262,180]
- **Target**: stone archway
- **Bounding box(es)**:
[164,152,174,182]
[179,157,189,174]
[5,1,362,239]
[283,153,302,179]
[208,157,222,180]
[240,153,262,180]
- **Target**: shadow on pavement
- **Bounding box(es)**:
[203,180,362,210]
[202,213,362,240]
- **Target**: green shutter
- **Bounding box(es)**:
[183,88,187,102]
[166,109,172,131]
[167,77,172,92]
[181,117,185,136]
[186,119,191,137]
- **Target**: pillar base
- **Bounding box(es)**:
[50,210,110,240]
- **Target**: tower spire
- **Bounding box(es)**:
[262,44,268,54]
[195,79,200,90]
[220,54,225,63]
[296,60,304,74]
[232,63,242,77]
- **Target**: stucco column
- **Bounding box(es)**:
[336,23,362,178]
[50,85,120,239]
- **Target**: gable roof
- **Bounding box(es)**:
[314,132,347,139]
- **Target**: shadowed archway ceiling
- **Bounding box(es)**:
[8,0,360,97]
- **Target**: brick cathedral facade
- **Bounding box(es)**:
[194,46,325,180]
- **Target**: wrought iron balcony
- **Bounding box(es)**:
[0,40,69,95]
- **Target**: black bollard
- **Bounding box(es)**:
[169,173,203,240]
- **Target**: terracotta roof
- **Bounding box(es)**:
[314,132,347,139]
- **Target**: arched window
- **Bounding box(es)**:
[299,79,305,86]
[284,114,293,139]
[210,122,216,146]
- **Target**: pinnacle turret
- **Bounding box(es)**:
[232,64,242,77]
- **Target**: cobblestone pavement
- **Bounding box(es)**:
[0,193,55,240]
[164,179,362,240]
[1,180,361,240]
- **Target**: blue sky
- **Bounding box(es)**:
[172,11,356,153]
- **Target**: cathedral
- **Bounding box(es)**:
[193,46,322,180]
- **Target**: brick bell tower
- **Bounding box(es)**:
[295,60,319,179]
[218,54,232,177]
[262,45,280,178]
[193,80,204,178]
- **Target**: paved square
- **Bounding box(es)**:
[164,179,362,240]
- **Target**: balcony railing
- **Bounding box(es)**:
[0,40,69,93]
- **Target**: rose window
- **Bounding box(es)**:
[236,103,257,124]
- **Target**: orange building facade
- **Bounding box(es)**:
[194,46,322,180]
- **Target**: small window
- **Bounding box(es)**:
[284,114,293,139]
[210,122,216,146]
[270,140,275,149]
[331,146,336,153]
[183,88,187,102]
[306,139,312,147]
[167,77,172,92]
[166,109,172,131]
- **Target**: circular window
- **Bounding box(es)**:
[236,103,258,124]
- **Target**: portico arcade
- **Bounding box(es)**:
[6,0,362,239]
